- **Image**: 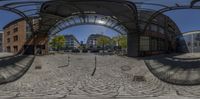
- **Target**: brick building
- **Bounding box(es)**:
[3,18,48,54]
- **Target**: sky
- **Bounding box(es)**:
[59,25,119,43]
[1,0,200,43]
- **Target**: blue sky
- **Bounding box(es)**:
[1,1,200,43]
[59,25,119,43]
[0,10,20,30]
[164,9,200,33]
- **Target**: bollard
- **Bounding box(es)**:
[91,56,97,76]
[68,56,70,66]
[58,55,70,68]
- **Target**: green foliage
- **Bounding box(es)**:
[111,36,119,46]
[118,35,127,48]
[97,36,111,47]
[112,35,127,48]
[49,35,66,51]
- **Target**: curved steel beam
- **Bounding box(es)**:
[142,5,200,85]
[48,14,128,36]
[134,2,169,8]
[41,0,137,36]
[0,6,34,34]
[22,9,38,13]
[143,5,200,34]
[2,1,45,7]
[50,23,126,36]
[12,3,42,9]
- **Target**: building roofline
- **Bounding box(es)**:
[182,30,200,34]
[182,30,200,36]
[3,17,39,29]
[64,34,80,44]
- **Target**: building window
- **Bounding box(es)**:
[7,46,11,52]
[13,35,18,41]
[14,23,18,27]
[151,38,158,51]
[188,42,191,47]
[151,24,158,32]
[7,31,10,35]
[159,27,164,34]
[7,38,10,43]
[140,24,145,30]
[199,42,200,46]
[13,46,18,52]
[194,42,198,47]
[13,27,18,33]
[140,36,150,51]
[157,39,165,51]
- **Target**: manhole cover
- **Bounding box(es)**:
[121,65,132,71]
[133,76,146,82]
[35,65,42,69]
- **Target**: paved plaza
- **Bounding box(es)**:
[0,53,198,98]
[0,52,14,58]
[145,53,200,85]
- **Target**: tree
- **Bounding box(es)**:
[49,35,66,51]
[112,35,127,47]
[97,36,111,53]
[118,35,127,49]
[111,36,121,47]
[111,35,127,55]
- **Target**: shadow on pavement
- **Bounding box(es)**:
[144,53,200,85]
[0,55,35,85]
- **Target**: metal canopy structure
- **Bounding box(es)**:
[0,0,49,33]
[49,14,128,36]
[1,0,200,85]
[0,0,199,34]
[40,0,137,35]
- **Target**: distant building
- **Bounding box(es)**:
[86,34,111,49]
[64,35,80,49]
[178,30,200,53]
[0,31,3,52]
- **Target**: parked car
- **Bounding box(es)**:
[82,49,88,53]
[91,48,100,53]
[72,49,80,53]
[64,50,70,52]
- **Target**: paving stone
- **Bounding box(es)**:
[0,53,199,98]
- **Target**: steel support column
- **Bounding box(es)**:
[127,30,139,57]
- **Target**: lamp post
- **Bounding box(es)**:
[192,34,194,55]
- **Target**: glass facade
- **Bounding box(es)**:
[181,31,200,53]
[140,36,149,51]
[140,36,166,52]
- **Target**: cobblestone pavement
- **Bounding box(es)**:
[174,53,200,59]
[0,53,200,98]
[0,55,34,84]
[0,52,14,58]
[144,53,200,85]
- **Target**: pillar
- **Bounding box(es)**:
[127,31,140,57]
